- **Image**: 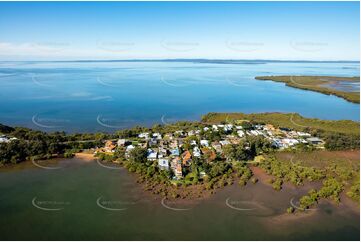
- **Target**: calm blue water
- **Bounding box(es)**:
[0,60,359,133]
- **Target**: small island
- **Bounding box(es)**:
[255,76,360,103]
[0,112,359,213]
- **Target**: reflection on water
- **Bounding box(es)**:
[0,158,359,240]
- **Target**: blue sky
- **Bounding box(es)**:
[0,1,359,61]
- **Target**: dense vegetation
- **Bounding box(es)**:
[255,75,360,103]
[0,125,113,165]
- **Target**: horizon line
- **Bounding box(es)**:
[1,58,359,63]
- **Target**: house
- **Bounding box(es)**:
[152,132,162,140]
[203,127,210,131]
[271,139,283,149]
[147,149,158,161]
[148,138,158,146]
[193,146,201,157]
[250,130,261,136]
[138,132,149,139]
[125,145,135,157]
[254,124,263,130]
[220,140,230,146]
[170,147,180,156]
[190,140,197,146]
[171,157,181,169]
[212,125,218,131]
[224,124,233,132]
[297,131,311,137]
[281,138,299,148]
[104,140,116,153]
[200,140,209,147]
[170,157,183,179]
[163,133,174,140]
[182,150,192,166]
[188,130,195,136]
[117,139,129,147]
[0,135,9,143]
[201,147,216,162]
[211,142,223,153]
[174,130,185,137]
[307,137,324,145]
[264,124,275,131]
[169,140,178,149]
[174,163,183,179]
[158,158,169,170]
[158,147,168,158]
[237,130,245,137]
[229,137,241,145]
[177,139,184,147]
[199,171,207,178]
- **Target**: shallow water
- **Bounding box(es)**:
[0,158,359,240]
[321,81,360,92]
[0,60,359,133]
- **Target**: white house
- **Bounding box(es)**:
[158,158,169,170]
[138,132,149,139]
[220,140,230,146]
[237,130,245,137]
[117,139,127,146]
[190,140,197,146]
[147,149,158,161]
[193,147,201,157]
[200,140,209,147]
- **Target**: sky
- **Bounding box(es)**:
[0,1,359,61]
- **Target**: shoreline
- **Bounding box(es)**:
[255,75,360,104]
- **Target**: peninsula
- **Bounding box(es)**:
[0,112,359,213]
[255,76,360,103]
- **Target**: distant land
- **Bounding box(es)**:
[255,76,360,103]
[2,59,360,64]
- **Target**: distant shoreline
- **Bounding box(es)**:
[255,75,360,103]
[1,59,359,63]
